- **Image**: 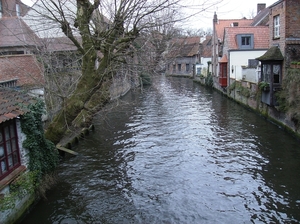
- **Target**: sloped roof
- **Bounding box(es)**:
[0,17,41,48]
[224,26,269,50]
[41,37,79,52]
[168,36,200,58]
[256,46,284,61]
[0,55,44,87]
[200,36,212,58]
[269,0,284,8]
[0,87,35,124]
[251,7,270,26]
[215,19,253,41]
[219,54,228,63]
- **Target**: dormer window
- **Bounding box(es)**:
[237,34,254,49]
[242,36,250,45]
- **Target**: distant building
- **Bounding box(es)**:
[212,3,270,89]
[165,36,200,76]
[195,35,212,77]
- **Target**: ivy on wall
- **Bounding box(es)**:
[20,99,59,178]
[1,99,59,211]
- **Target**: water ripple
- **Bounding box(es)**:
[21,76,300,224]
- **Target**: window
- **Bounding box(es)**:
[173,64,176,72]
[0,120,21,180]
[242,36,250,46]
[197,67,201,75]
[0,0,2,18]
[16,4,20,17]
[273,64,280,83]
[273,15,280,38]
[261,63,281,84]
[262,64,271,83]
[178,64,181,72]
[237,34,254,49]
[186,64,190,72]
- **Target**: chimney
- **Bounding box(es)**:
[213,12,218,23]
[257,3,266,14]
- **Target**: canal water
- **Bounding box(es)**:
[21,76,300,223]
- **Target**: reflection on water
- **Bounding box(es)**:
[21,76,300,223]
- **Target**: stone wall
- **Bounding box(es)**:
[110,69,140,100]
[269,1,286,54]
[195,76,300,138]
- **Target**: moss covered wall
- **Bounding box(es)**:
[198,76,300,138]
[0,192,35,224]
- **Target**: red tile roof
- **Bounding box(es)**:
[215,19,253,41]
[224,26,269,50]
[219,54,228,63]
[0,17,40,48]
[168,36,200,58]
[42,37,79,52]
[0,54,44,87]
[0,87,35,124]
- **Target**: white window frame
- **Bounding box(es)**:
[0,0,2,18]
[16,4,20,17]
[274,15,280,38]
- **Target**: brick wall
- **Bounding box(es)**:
[269,0,300,67]
[269,0,286,54]
[0,55,44,87]
[286,0,300,38]
[1,0,28,17]
[285,0,300,65]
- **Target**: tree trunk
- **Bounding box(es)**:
[44,58,112,144]
[45,0,111,144]
[42,0,182,144]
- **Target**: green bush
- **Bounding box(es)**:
[258,81,270,91]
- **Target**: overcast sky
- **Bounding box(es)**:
[22,0,277,31]
[183,0,276,30]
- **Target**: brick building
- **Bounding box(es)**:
[165,36,201,76]
[257,0,300,106]
[268,0,300,65]
[0,0,44,90]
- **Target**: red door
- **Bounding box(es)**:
[219,63,227,87]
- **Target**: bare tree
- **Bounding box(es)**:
[22,0,222,144]
[23,0,182,144]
